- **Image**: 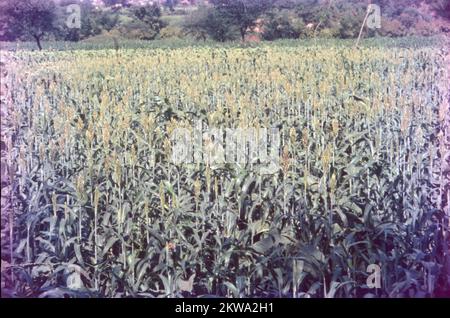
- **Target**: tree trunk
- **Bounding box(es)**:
[240,28,246,42]
[33,34,42,51]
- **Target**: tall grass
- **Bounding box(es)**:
[0,43,449,297]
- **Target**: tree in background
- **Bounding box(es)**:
[262,9,304,40]
[98,8,120,31]
[184,5,238,41]
[57,1,166,42]
[211,0,274,41]
[164,0,180,12]
[334,1,365,38]
[433,0,450,19]
[1,0,448,45]
[127,3,166,40]
[0,0,58,50]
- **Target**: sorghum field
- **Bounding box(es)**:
[1,42,449,297]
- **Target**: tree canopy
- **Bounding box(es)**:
[0,0,58,50]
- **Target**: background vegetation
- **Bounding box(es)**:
[0,0,449,50]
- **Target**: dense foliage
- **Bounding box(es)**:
[0,0,449,49]
[1,40,449,297]
[0,0,59,50]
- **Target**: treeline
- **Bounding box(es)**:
[186,0,450,41]
[0,0,167,48]
[1,0,449,49]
